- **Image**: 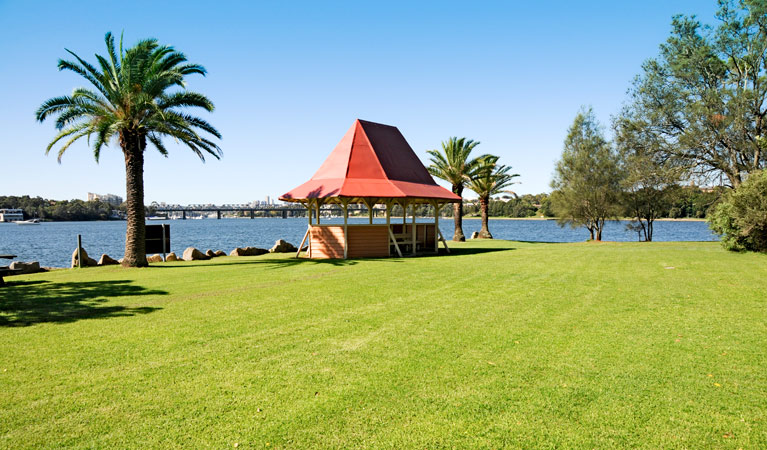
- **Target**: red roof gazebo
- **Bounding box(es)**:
[280,119,459,259]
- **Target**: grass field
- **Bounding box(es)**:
[1,240,765,448]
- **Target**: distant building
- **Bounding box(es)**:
[0,209,24,222]
[87,192,123,206]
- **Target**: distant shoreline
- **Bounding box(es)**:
[1,216,709,223]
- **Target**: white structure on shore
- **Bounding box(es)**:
[0,209,24,222]
[87,192,123,206]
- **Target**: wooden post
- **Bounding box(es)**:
[77,234,82,269]
[296,225,311,258]
[438,229,451,253]
[388,227,403,258]
[432,201,440,253]
[411,203,417,256]
[161,224,167,261]
[385,200,392,256]
[343,199,349,259]
[316,200,321,225]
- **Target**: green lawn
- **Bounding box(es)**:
[1,240,765,448]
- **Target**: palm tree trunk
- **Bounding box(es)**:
[452,184,465,241]
[478,196,492,239]
[121,131,148,267]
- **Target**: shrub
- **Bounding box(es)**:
[708,170,767,252]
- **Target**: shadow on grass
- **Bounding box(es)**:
[439,246,514,256]
[150,255,413,270]
[0,280,165,327]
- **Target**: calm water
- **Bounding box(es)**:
[0,217,718,268]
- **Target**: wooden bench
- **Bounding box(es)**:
[0,266,22,286]
[0,255,19,286]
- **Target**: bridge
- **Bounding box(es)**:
[151,205,390,219]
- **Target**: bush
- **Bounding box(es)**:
[708,170,767,252]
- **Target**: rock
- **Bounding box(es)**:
[269,239,297,253]
[214,250,226,257]
[97,254,119,266]
[205,249,216,258]
[470,231,479,239]
[165,252,179,262]
[147,254,164,263]
[9,261,41,274]
[229,247,269,257]
[183,247,209,261]
[71,247,98,268]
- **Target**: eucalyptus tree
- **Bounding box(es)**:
[467,158,519,239]
[550,108,623,241]
[427,137,490,241]
[614,110,681,242]
[36,32,221,267]
[627,0,767,188]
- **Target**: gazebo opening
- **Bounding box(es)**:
[280,119,460,259]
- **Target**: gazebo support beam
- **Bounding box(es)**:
[411,203,417,256]
[431,200,440,253]
[296,224,310,258]
[342,198,350,259]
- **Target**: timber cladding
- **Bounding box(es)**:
[309,225,390,259]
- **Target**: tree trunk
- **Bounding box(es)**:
[478,196,492,238]
[452,184,465,241]
[595,219,603,241]
[646,219,653,242]
[121,131,148,268]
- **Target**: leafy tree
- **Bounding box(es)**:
[551,108,623,241]
[709,169,767,251]
[427,137,490,241]
[36,32,221,267]
[466,158,519,238]
[626,0,767,188]
[614,111,681,241]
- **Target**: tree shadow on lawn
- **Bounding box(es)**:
[150,248,510,269]
[0,280,164,327]
[150,256,397,270]
[438,246,514,257]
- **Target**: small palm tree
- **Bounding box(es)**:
[467,158,520,239]
[427,137,489,241]
[36,32,221,267]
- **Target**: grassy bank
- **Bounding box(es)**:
[1,240,765,448]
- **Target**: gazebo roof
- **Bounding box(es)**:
[280,119,460,204]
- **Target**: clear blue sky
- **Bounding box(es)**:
[0,0,719,204]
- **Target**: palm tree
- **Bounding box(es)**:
[427,137,489,241]
[36,32,221,267]
[467,158,520,239]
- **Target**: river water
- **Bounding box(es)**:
[0,217,718,268]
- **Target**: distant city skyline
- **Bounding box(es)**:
[0,0,719,204]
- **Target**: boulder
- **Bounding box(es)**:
[147,254,164,263]
[71,247,98,268]
[214,250,226,257]
[98,254,119,266]
[165,252,180,262]
[205,249,216,258]
[470,231,479,239]
[9,261,41,274]
[229,247,269,257]
[269,239,297,253]
[183,247,209,261]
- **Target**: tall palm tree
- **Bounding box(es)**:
[36,32,221,267]
[427,137,489,241]
[467,158,520,239]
